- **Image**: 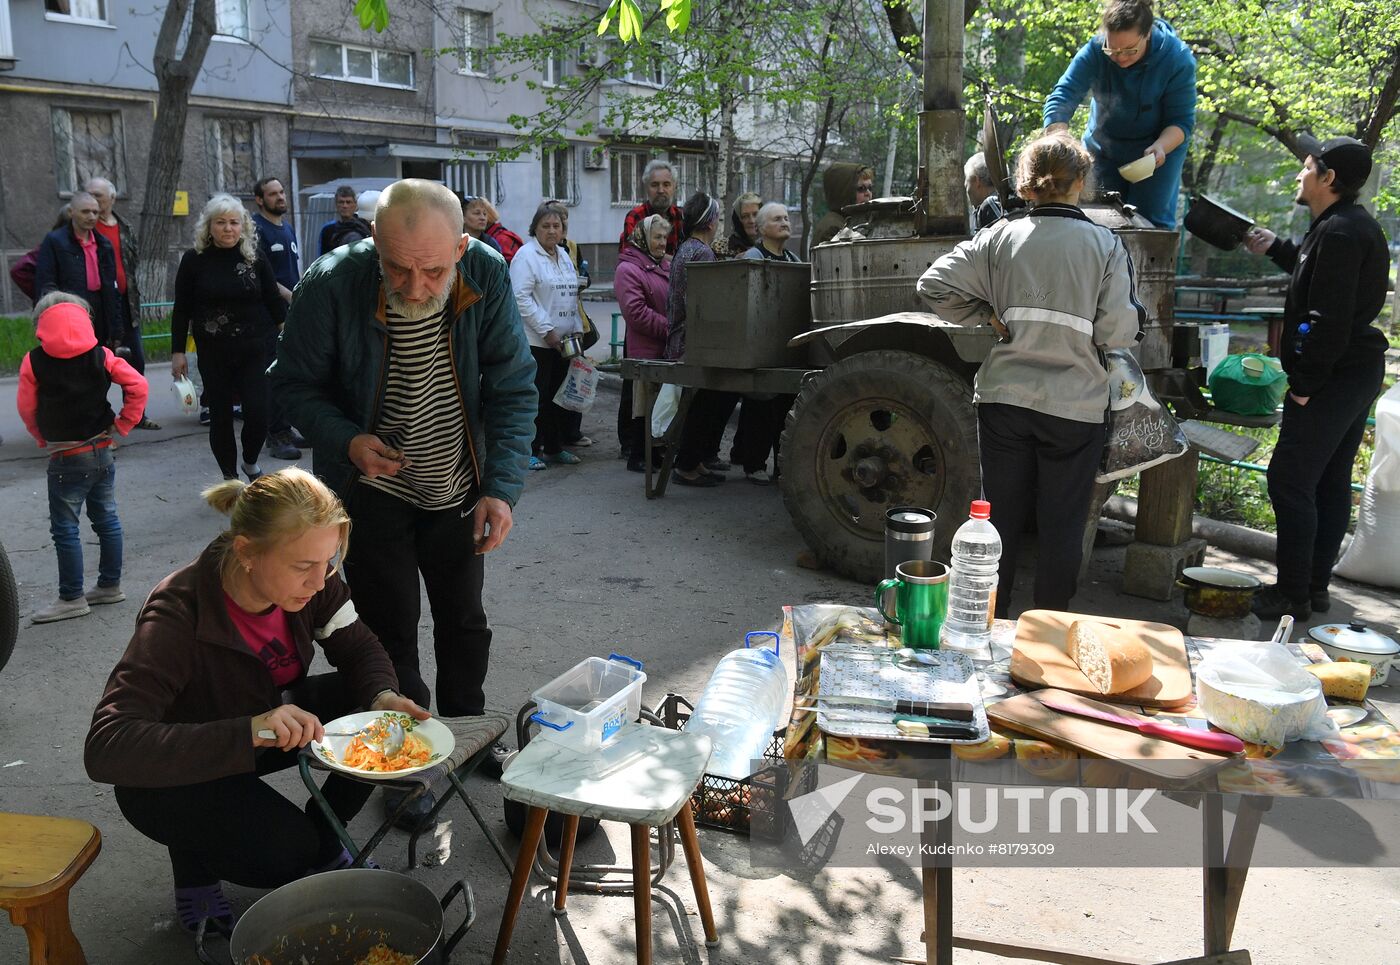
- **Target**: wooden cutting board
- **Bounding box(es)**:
[987,689,1235,785]
[1010,609,1193,709]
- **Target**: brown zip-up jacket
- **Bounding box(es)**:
[85,539,398,789]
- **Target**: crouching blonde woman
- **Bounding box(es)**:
[85,468,427,936]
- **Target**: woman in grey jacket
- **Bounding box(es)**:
[917,131,1145,616]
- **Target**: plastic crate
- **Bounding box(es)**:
[530,654,646,754]
[656,693,791,839]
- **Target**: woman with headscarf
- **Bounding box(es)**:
[615,214,672,472]
[713,192,761,260]
[663,192,733,488]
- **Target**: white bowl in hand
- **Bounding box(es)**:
[1117,155,1157,183]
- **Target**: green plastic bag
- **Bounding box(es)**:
[1208,353,1288,416]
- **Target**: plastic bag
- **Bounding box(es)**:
[1096,349,1189,483]
[650,383,682,437]
[553,357,599,413]
[169,375,198,416]
[1208,353,1288,416]
[1335,382,1400,588]
[1195,644,1337,749]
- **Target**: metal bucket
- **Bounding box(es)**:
[1082,200,1178,371]
[215,870,473,965]
[559,332,585,360]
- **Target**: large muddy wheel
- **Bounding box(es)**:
[779,350,979,582]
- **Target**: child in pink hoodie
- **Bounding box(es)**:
[17,295,148,624]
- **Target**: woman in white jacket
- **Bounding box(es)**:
[917,131,1145,616]
[510,201,585,470]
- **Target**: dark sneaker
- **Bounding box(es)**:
[269,435,302,460]
[135,416,162,430]
[1252,585,1311,621]
[1310,589,1331,614]
[672,469,721,487]
[626,458,645,473]
[383,787,436,830]
[286,430,310,448]
[199,408,211,426]
[703,458,731,472]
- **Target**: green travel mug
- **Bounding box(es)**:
[875,559,950,650]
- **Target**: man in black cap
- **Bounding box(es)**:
[1243,135,1390,619]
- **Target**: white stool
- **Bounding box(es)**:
[491,723,717,964]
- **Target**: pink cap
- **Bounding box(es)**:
[970,500,991,519]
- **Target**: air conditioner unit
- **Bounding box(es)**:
[583,146,607,170]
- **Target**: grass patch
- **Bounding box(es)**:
[0,314,173,375]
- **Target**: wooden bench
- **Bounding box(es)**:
[0,813,101,965]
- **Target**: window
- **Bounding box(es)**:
[460,9,490,76]
[672,153,710,200]
[215,0,249,41]
[0,0,13,60]
[45,0,106,22]
[205,117,262,196]
[624,53,666,87]
[609,150,648,205]
[542,50,565,87]
[309,39,414,89]
[541,147,575,204]
[51,108,124,195]
[449,133,498,202]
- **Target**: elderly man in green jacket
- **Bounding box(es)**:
[270,179,536,817]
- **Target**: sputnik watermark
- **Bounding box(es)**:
[864,786,1158,835]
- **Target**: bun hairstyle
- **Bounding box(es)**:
[680,191,720,239]
[1015,130,1094,202]
[203,467,351,578]
[1102,0,1153,34]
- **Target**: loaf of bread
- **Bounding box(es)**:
[1305,661,1371,701]
[1066,620,1154,695]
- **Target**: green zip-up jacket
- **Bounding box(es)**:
[269,237,537,507]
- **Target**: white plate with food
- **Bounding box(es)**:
[311,712,452,779]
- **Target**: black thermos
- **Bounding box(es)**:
[884,506,936,580]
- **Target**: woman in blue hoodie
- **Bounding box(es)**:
[1043,0,1196,229]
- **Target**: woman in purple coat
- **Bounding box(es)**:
[615,214,672,472]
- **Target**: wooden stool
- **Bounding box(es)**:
[492,723,717,964]
[0,813,101,965]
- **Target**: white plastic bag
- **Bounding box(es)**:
[553,357,600,413]
[1096,349,1189,482]
[1195,644,1337,749]
[650,383,682,438]
[1334,382,1400,588]
[169,375,198,416]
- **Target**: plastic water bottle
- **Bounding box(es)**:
[941,500,1002,657]
[683,632,789,779]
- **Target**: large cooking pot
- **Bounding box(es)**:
[1184,194,1255,251]
[202,870,473,965]
[1177,566,1261,620]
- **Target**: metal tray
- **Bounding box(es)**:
[816,644,989,744]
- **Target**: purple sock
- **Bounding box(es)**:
[308,845,379,875]
[174,883,232,932]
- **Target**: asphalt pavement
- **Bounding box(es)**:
[1,366,1398,964]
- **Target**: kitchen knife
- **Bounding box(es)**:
[1039,694,1244,754]
[796,695,976,721]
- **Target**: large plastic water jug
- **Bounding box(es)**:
[683,631,788,779]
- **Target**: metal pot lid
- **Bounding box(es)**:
[1308,620,1400,655]
[1182,567,1262,589]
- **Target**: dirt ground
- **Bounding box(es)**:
[1,370,1397,964]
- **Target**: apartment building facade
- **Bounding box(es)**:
[0,0,295,312]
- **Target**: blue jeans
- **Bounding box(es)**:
[47,448,122,600]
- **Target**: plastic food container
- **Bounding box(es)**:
[530,654,646,753]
